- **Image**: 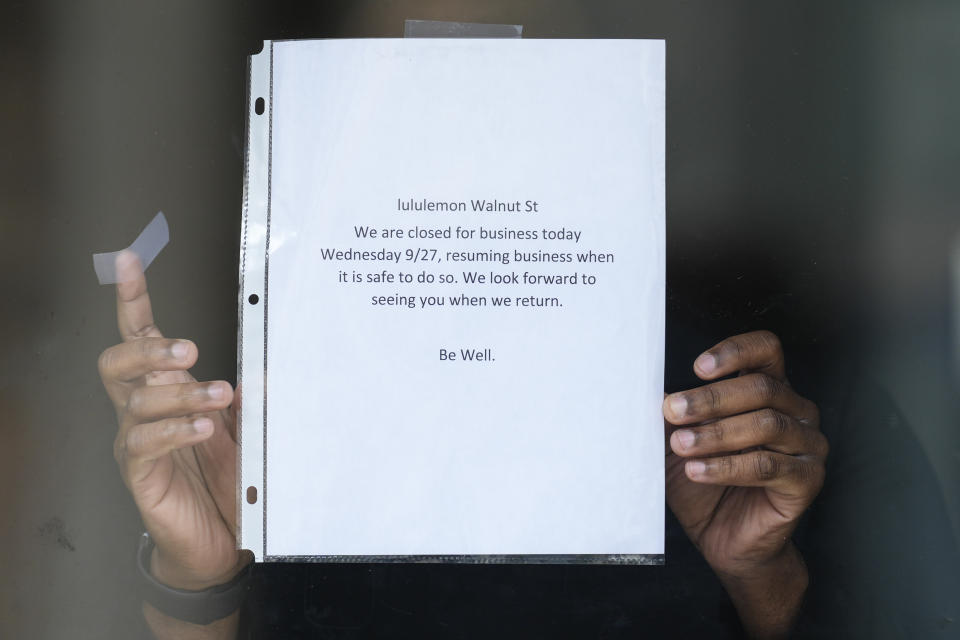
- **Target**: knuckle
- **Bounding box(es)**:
[718,455,736,476]
[686,385,724,416]
[124,427,145,459]
[125,420,183,461]
[717,338,745,366]
[758,409,791,440]
[753,451,780,481]
[752,373,782,403]
[136,337,158,360]
[754,330,782,356]
[702,384,723,412]
[708,421,724,443]
[795,459,821,491]
[159,419,182,442]
[98,348,117,378]
[126,388,145,417]
[176,383,200,406]
[753,409,774,437]
[132,323,159,339]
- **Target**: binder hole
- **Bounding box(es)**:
[246,486,258,504]
[248,294,259,305]
[254,97,265,115]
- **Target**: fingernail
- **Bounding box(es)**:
[171,341,190,360]
[667,394,688,418]
[193,417,214,434]
[207,384,224,400]
[695,353,716,375]
[674,430,695,450]
[687,461,707,477]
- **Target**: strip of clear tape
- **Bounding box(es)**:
[404,19,522,38]
[92,212,169,285]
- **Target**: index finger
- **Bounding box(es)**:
[115,250,162,341]
[664,372,816,426]
[692,330,786,381]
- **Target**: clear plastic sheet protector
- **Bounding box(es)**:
[237,36,665,564]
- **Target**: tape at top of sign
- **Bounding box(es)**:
[403,20,523,38]
[92,211,169,284]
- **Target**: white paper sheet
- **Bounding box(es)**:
[239,38,665,562]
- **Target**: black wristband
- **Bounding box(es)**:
[135,532,252,625]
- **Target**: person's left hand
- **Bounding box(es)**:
[663,330,827,636]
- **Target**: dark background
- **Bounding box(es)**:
[1,1,958,637]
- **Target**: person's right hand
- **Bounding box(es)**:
[98,251,248,590]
